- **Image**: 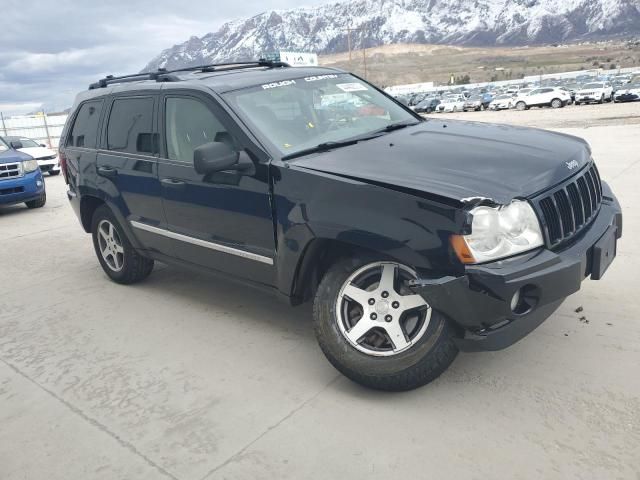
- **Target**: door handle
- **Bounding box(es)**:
[97,166,118,178]
[161,178,186,189]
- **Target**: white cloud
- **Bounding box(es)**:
[0,0,330,113]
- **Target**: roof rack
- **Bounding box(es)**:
[88,59,290,90]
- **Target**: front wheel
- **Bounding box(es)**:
[25,192,46,209]
[49,170,60,176]
[313,257,459,391]
[91,205,154,284]
[516,101,526,111]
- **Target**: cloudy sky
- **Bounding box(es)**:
[0,0,327,115]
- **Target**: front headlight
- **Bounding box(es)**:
[451,200,544,264]
[22,159,40,173]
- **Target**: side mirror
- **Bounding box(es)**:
[194,141,238,175]
[10,141,23,149]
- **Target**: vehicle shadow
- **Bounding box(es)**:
[142,263,315,341]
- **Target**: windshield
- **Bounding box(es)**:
[583,83,604,89]
[223,73,417,157]
[17,137,40,148]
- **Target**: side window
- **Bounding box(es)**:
[107,97,155,155]
[542,88,554,94]
[68,100,103,148]
[165,97,232,163]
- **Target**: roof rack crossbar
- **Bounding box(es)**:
[88,59,290,90]
[163,59,290,74]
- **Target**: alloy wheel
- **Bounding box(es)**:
[335,262,431,357]
[97,219,125,272]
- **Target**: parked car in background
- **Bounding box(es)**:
[560,84,579,104]
[0,137,46,209]
[613,82,640,102]
[463,93,493,111]
[489,94,515,110]
[515,87,571,110]
[414,98,440,113]
[437,96,466,112]
[1,136,60,175]
[575,82,613,104]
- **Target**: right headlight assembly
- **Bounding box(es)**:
[451,200,544,264]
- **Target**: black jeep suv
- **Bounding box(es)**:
[61,61,622,391]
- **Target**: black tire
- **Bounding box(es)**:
[91,205,154,285]
[313,255,459,391]
[25,192,46,209]
[49,170,60,176]
[551,98,562,109]
[598,95,604,104]
[516,101,526,111]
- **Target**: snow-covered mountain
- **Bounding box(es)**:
[142,0,640,71]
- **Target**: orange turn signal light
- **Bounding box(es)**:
[450,235,476,264]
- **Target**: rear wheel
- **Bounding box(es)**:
[551,98,562,109]
[91,205,154,284]
[313,257,459,391]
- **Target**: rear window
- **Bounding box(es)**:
[106,97,155,155]
[68,100,104,148]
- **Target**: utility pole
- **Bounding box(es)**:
[362,27,367,79]
[343,24,368,78]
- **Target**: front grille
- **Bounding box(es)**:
[0,162,22,181]
[533,164,603,248]
[0,186,24,196]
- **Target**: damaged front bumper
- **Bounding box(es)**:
[410,192,622,352]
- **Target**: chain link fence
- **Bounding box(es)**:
[0,112,68,148]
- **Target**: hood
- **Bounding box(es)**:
[17,146,56,159]
[0,148,32,165]
[291,119,592,205]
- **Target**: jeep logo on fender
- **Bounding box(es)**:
[566,160,580,170]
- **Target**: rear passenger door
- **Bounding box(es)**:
[98,94,172,256]
[156,92,276,285]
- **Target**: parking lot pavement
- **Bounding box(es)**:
[1,110,639,479]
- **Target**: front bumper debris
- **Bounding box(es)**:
[410,190,622,352]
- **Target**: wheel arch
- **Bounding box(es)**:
[78,191,145,250]
[80,195,105,233]
[283,231,441,306]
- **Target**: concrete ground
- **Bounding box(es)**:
[1,103,639,480]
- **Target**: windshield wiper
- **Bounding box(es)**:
[374,120,422,134]
[281,121,421,161]
[281,139,363,161]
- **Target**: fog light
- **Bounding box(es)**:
[510,289,521,312]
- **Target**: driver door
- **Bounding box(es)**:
[156,92,276,285]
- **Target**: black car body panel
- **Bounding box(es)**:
[290,119,592,205]
[61,64,622,352]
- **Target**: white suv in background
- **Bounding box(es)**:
[514,87,571,110]
[1,136,60,176]
[575,82,613,104]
